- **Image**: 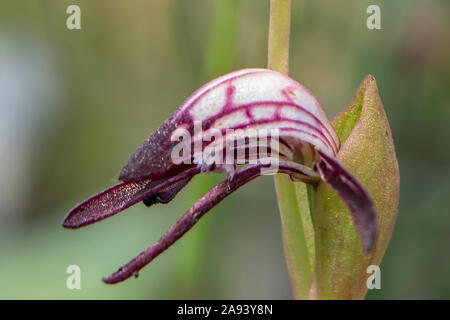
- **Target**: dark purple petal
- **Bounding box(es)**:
[62,167,201,229]
[316,150,378,251]
[119,69,339,183]
[103,160,318,284]
[118,116,190,182]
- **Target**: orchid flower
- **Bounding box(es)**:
[63,68,378,284]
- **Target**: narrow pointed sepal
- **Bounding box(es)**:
[317,150,377,252]
[62,180,154,229]
[62,167,200,229]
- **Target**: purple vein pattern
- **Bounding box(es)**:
[63,69,377,284]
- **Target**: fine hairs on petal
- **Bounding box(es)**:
[63,167,201,229]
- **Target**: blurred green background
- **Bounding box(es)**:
[0,0,449,299]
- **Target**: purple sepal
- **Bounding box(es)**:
[316,150,377,251]
[62,167,201,229]
[103,161,312,284]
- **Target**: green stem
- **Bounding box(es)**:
[268,0,314,299]
[267,0,291,74]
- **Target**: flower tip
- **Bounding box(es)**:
[61,220,73,229]
[118,163,133,182]
[61,207,87,229]
[101,276,116,285]
[362,225,377,252]
[354,199,378,253]
[363,74,375,82]
[117,147,149,182]
[61,218,75,229]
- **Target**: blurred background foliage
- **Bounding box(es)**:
[0,0,449,299]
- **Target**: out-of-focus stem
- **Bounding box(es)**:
[268,0,313,299]
[267,0,291,74]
